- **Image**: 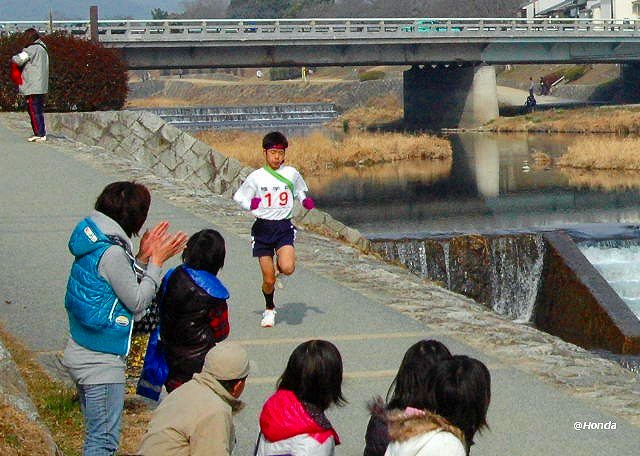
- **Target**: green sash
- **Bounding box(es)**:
[263,166,296,198]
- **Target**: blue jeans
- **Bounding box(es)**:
[77,383,125,456]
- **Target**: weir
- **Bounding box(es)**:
[579,239,640,320]
[137,103,338,130]
[372,233,544,322]
[371,231,640,355]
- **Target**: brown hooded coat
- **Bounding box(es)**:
[138,370,244,456]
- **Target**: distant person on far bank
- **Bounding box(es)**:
[525,93,537,113]
[528,77,535,97]
[11,28,49,142]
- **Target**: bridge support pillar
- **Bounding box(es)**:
[622,63,640,103]
[403,64,499,130]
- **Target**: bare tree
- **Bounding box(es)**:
[179,0,230,18]
[296,0,523,18]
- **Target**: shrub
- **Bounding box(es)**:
[359,70,385,82]
[542,71,563,88]
[562,65,588,83]
[269,67,301,81]
[0,31,128,112]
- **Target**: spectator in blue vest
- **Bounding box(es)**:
[62,181,187,456]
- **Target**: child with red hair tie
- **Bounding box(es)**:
[233,131,315,328]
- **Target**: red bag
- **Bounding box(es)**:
[10,61,23,85]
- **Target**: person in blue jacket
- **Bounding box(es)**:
[62,181,187,456]
[159,229,232,392]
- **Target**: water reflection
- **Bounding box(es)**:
[311,133,640,237]
[561,168,640,191]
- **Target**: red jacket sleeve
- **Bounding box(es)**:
[10,61,23,85]
[208,298,229,342]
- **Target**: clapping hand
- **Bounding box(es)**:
[150,231,189,266]
[137,221,170,264]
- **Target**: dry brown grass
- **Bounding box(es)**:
[558,137,640,170]
[0,325,82,455]
[530,151,553,169]
[333,94,403,129]
[194,129,451,176]
[489,106,640,134]
[0,400,55,456]
[126,97,191,108]
[560,167,640,190]
[0,326,152,456]
[120,398,153,455]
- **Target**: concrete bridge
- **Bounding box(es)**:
[4,17,640,128]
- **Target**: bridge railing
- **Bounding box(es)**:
[2,18,640,41]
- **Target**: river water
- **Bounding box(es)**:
[306,133,640,238]
[307,131,640,368]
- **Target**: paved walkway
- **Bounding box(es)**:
[497,85,581,106]
[0,113,639,455]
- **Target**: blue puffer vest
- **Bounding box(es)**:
[65,217,134,356]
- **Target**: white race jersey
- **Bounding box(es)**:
[233,165,309,220]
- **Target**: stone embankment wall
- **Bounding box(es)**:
[46,111,370,251]
[128,78,403,112]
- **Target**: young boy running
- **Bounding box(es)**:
[233,131,315,327]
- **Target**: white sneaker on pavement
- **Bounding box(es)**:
[28,135,46,142]
[261,309,276,327]
[27,136,39,142]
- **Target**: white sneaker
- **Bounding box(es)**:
[28,135,46,142]
[27,136,39,142]
[261,309,276,327]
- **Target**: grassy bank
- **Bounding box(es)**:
[0,326,151,455]
[488,106,640,134]
[558,137,640,171]
[195,129,451,176]
[0,325,82,455]
[331,94,403,130]
[0,399,57,456]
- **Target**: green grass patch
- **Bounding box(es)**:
[359,70,385,82]
[5,433,21,448]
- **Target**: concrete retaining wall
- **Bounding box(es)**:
[403,65,499,130]
[498,78,615,102]
[536,232,640,354]
[128,78,403,112]
[371,231,640,355]
[47,111,370,251]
